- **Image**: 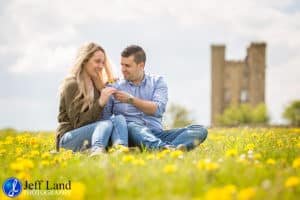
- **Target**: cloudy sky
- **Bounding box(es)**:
[0,0,299,130]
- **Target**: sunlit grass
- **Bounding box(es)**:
[0,128,299,199]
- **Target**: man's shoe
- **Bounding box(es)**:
[162,145,176,151]
[176,144,187,151]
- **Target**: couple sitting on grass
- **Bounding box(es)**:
[56,42,208,156]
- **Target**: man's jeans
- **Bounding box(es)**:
[128,122,208,150]
[59,115,128,152]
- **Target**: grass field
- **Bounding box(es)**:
[0,128,299,200]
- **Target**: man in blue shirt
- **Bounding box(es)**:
[102,45,208,150]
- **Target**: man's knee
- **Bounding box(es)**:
[199,126,208,142]
[187,125,208,142]
[127,122,144,131]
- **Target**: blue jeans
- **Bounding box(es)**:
[59,115,128,152]
[128,122,208,150]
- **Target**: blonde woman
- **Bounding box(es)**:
[56,42,128,156]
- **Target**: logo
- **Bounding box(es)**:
[2,177,22,198]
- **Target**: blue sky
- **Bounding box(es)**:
[0,0,300,130]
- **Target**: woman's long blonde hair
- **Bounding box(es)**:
[60,42,115,112]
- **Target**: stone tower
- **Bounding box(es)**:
[211,42,266,126]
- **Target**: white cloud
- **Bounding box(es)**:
[2,0,299,73]
[9,43,76,74]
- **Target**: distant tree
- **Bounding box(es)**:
[283,100,300,126]
[252,103,269,124]
[217,103,269,126]
[164,103,195,129]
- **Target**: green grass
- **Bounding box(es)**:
[0,127,299,200]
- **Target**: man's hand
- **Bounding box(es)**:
[114,91,158,115]
[114,91,132,103]
[99,87,117,107]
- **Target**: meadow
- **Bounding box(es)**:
[0,127,299,200]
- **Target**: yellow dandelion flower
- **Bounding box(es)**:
[3,137,13,145]
[10,158,34,172]
[224,184,237,194]
[161,149,171,154]
[254,153,262,160]
[238,187,256,200]
[41,160,50,167]
[41,152,51,159]
[285,176,300,188]
[15,147,23,156]
[206,162,219,171]
[16,171,31,180]
[0,149,7,156]
[30,138,40,145]
[10,162,25,172]
[146,154,155,160]
[163,164,177,174]
[30,150,40,157]
[20,158,34,169]
[205,185,237,200]
[225,149,238,157]
[61,150,73,160]
[170,150,184,159]
[277,140,283,148]
[266,159,276,165]
[108,148,115,153]
[197,160,219,171]
[157,149,171,159]
[132,158,145,166]
[52,156,63,164]
[65,182,86,200]
[205,188,222,200]
[245,143,255,151]
[122,155,135,163]
[292,157,300,169]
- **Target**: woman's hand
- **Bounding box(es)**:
[114,91,131,103]
[98,87,117,107]
[91,68,106,91]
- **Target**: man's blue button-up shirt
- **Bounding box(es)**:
[102,73,168,132]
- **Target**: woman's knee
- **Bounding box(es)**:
[95,120,113,131]
[113,114,126,122]
[111,115,127,127]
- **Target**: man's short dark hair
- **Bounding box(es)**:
[121,45,146,64]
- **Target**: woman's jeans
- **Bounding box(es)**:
[59,115,128,152]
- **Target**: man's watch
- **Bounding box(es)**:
[127,94,134,104]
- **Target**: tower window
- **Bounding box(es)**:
[240,89,248,102]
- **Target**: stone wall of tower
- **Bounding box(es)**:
[246,43,266,106]
[211,45,225,126]
[224,61,244,106]
[210,42,266,126]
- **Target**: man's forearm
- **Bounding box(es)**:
[131,97,158,115]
